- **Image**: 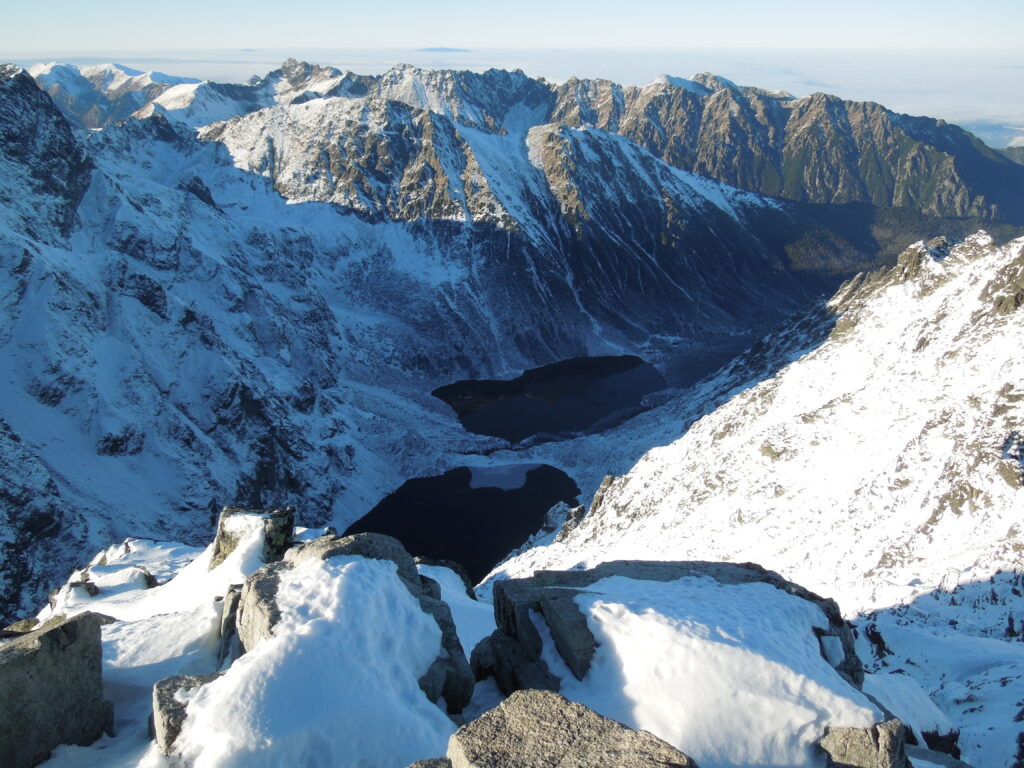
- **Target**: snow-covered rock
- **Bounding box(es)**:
[171,553,459,767]
[478,561,881,768]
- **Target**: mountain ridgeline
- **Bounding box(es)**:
[32,60,1024,225]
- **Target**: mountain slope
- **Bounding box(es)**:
[496,232,1024,611]
[0,68,840,624]
[554,74,1024,223]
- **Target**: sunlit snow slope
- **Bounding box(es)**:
[498,232,1024,616]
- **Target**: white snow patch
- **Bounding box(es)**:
[418,563,494,656]
[467,463,542,490]
[862,671,954,743]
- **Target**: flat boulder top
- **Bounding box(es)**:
[447,689,698,768]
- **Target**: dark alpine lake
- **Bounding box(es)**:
[432,355,666,443]
[344,464,579,583]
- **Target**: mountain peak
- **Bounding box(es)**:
[649,74,711,96]
[690,72,739,92]
[0,63,24,82]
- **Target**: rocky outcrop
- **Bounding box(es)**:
[236,533,474,713]
[0,612,113,768]
[819,719,911,768]
[209,505,295,569]
[445,689,700,768]
[152,673,222,755]
[480,560,863,695]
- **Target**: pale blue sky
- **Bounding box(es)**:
[3,0,1022,50]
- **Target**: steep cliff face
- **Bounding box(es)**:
[552,74,1024,223]
[0,65,92,241]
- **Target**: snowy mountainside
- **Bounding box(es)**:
[494,232,1024,767]
[497,231,1024,615]
[30,59,372,131]
[0,65,91,241]
[0,68,837,624]
[29,62,201,129]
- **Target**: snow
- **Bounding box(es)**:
[533,575,879,768]
[174,556,455,768]
[496,234,1024,619]
[29,527,268,768]
[31,535,460,768]
[466,463,542,490]
[650,74,711,96]
[862,671,954,743]
[418,563,494,656]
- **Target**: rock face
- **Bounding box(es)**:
[0,612,113,768]
[216,583,243,665]
[36,60,1024,223]
[0,65,92,242]
[480,560,862,695]
[237,533,474,713]
[819,719,911,768]
[552,74,1024,223]
[152,673,221,755]
[209,505,295,569]
[446,689,699,768]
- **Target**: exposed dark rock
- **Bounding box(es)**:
[152,673,222,755]
[420,575,443,600]
[408,760,453,768]
[217,584,243,666]
[446,689,700,768]
[0,65,92,241]
[0,612,113,768]
[819,719,911,768]
[236,561,287,651]
[417,593,475,713]
[537,588,596,680]
[472,630,559,695]
[922,729,962,759]
[209,505,295,570]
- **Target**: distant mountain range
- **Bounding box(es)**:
[30,59,1024,224]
